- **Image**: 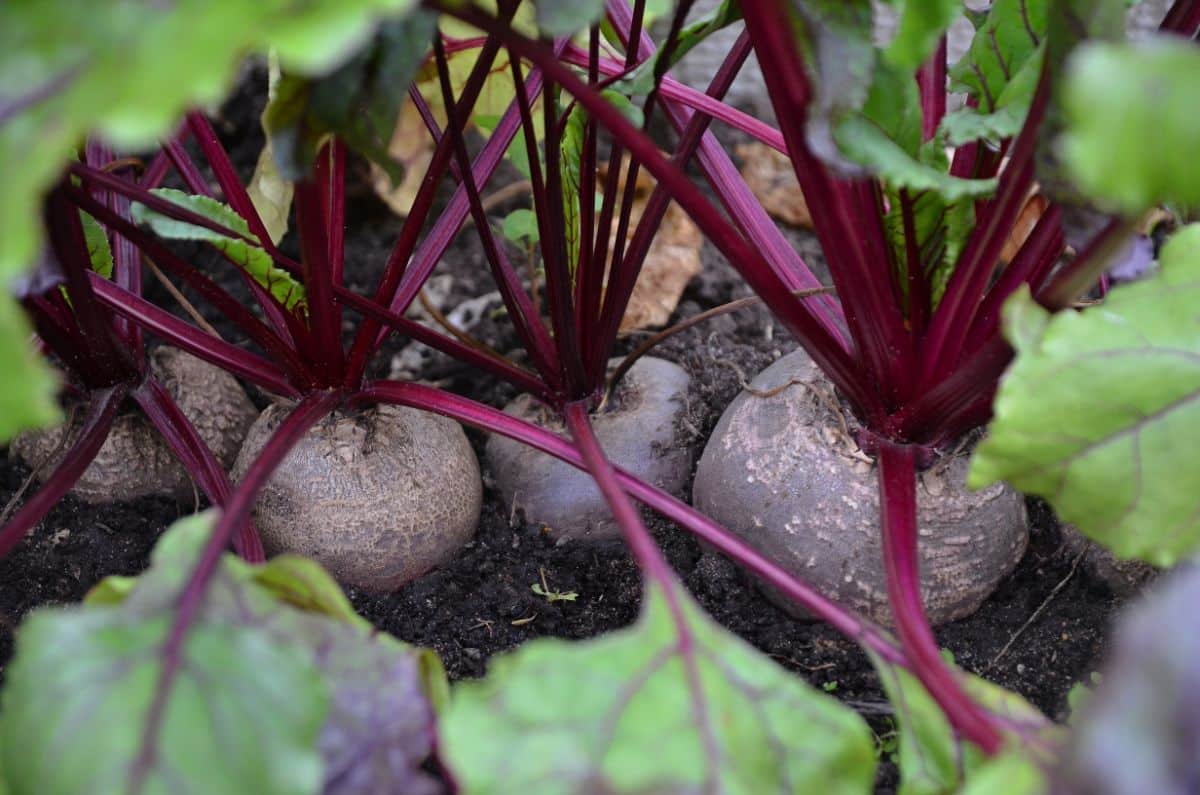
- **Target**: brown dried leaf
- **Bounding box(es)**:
[1000,189,1049,265]
[369,98,435,218]
[736,141,813,228]
[599,158,703,334]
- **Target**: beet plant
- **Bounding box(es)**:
[3,0,1200,792]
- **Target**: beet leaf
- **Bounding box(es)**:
[440,578,876,794]
[971,225,1200,566]
[1052,566,1200,794]
[0,512,444,795]
[131,189,308,313]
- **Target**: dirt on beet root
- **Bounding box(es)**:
[0,66,1131,792]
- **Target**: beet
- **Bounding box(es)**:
[11,347,257,503]
[485,356,692,541]
[692,349,1028,626]
[232,403,482,592]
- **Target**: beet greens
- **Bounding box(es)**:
[4,0,1200,792]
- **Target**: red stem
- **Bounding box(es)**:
[132,378,264,562]
[877,442,1003,753]
[128,391,338,794]
[88,274,301,397]
[918,37,948,143]
[439,2,875,417]
[358,380,905,665]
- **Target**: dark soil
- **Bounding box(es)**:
[0,67,1131,792]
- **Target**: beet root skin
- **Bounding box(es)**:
[485,356,692,542]
[232,403,482,592]
[692,349,1028,626]
[11,347,258,504]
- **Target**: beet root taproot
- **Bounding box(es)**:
[232,403,482,592]
[692,349,1028,626]
[485,356,692,542]
[11,346,258,503]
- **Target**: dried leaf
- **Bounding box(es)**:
[735,142,813,228]
[369,97,435,217]
[599,157,703,334]
[999,189,1049,265]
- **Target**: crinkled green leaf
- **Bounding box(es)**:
[441,579,876,794]
[132,188,306,312]
[264,11,437,181]
[0,512,445,795]
[939,47,1042,147]
[948,0,1047,114]
[1053,566,1200,794]
[971,225,1200,566]
[885,0,961,70]
[0,294,60,443]
[872,654,1053,795]
[833,60,997,201]
[1059,40,1200,215]
[78,211,113,279]
[535,0,605,36]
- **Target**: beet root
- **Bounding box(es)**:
[232,403,482,592]
[485,356,692,542]
[11,347,258,503]
[692,349,1028,626]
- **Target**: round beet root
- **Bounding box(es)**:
[232,403,482,592]
[486,356,692,542]
[12,347,258,503]
[692,349,1028,626]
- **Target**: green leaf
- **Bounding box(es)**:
[885,0,961,70]
[939,48,1042,147]
[441,578,876,793]
[0,512,446,795]
[833,60,997,201]
[615,0,743,96]
[1059,40,1200,215]
[872,655,1052,795]
[970,225,1200,566]
[1,613,326,795]
[501,208,540,245]
[132,188,306,312]
[83,574,138,606]
[0,294,60,443]
[250,554,370,629]
[0,0,415,284]
[960,752,1044,795]
[948,0,1047,114]
[535,0,605,37]
[265,11,438,181]
[78,211,113,278]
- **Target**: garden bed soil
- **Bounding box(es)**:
[0,72,1131,790]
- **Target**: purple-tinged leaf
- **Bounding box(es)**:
[1051,565,1200,794]
[0,512,445,795]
